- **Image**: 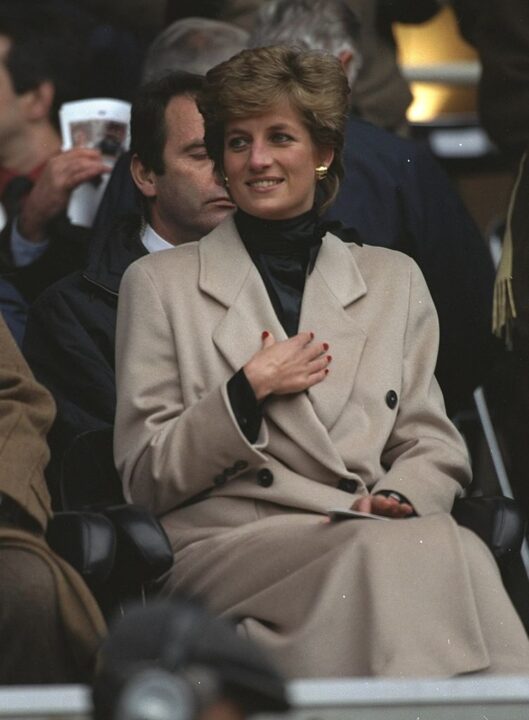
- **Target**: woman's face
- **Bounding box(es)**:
[223,97,333,220]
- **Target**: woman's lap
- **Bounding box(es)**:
[161,511,529,677]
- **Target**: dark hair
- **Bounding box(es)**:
[0,2,87,126]
[199,45,350,214]
[130,71,204,175]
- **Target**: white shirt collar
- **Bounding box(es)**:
[141,223,175,254]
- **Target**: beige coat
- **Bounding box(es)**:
[115,217,529,677]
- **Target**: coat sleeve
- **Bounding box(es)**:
[371,259,472,515]
[0,314,54,529]
[114,260,269,515]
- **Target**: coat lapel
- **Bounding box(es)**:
[300,234,368,429]
[200,217,287,371]
[199,219,367,475]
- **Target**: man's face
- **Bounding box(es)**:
[151,94,235,244]
[0,36,27,157]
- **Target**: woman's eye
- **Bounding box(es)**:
[271,133,293,143]
[227,136,248,150]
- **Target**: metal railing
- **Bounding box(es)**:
[2,677,529,720]
[401,60,481,85]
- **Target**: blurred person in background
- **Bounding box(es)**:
[142,17,249,81]
[489,149,529,517]
[220,0,443,134]
[451,0,529,517]
[0,2,109,342]
[92,597,288,720]
[0,312,105,684]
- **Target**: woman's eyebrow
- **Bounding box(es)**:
[225,127,249,136]
[268,123,293,131]
[226,122,294,135]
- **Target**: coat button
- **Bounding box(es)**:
[338,478,358,493]
[213,473,227,487]
[256,468,274,487]
[233,460,249,472]
[385,390,398,409]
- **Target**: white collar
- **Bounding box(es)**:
[141,223,174,254]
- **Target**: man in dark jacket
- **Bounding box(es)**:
[325,115,496,417]
[0,4,109,341]
[488,148,529,515]
[23,72,235,505]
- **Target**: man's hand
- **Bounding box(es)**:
[244,331,332,402]
[352,494,414,519]
[18,148,111,242]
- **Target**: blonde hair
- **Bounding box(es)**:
[199,45,350,213]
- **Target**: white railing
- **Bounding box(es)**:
[3,677,529,720]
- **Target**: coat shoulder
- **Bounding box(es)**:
[123,241,200,285]
[346,239,419,280]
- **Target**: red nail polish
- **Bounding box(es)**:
[262,331,269,339]
[310,332,314,340]
[323,342,329,351]
[324,368,329,375]
[326,355,332,362]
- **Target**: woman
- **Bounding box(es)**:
[114,47,529,677]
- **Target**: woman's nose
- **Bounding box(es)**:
[248,141,272,170]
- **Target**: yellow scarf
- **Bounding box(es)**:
[492,152,527,348]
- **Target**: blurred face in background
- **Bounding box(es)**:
[0,36,25,155]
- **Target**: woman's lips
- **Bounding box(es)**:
[245,177,284,190]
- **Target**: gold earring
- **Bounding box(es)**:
[315,165,328,181]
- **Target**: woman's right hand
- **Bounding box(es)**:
[243,331,331,402]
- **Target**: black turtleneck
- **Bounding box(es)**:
[235,207,322,338]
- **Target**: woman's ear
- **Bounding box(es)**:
[130,154,157,198]
[318,147,335,171]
